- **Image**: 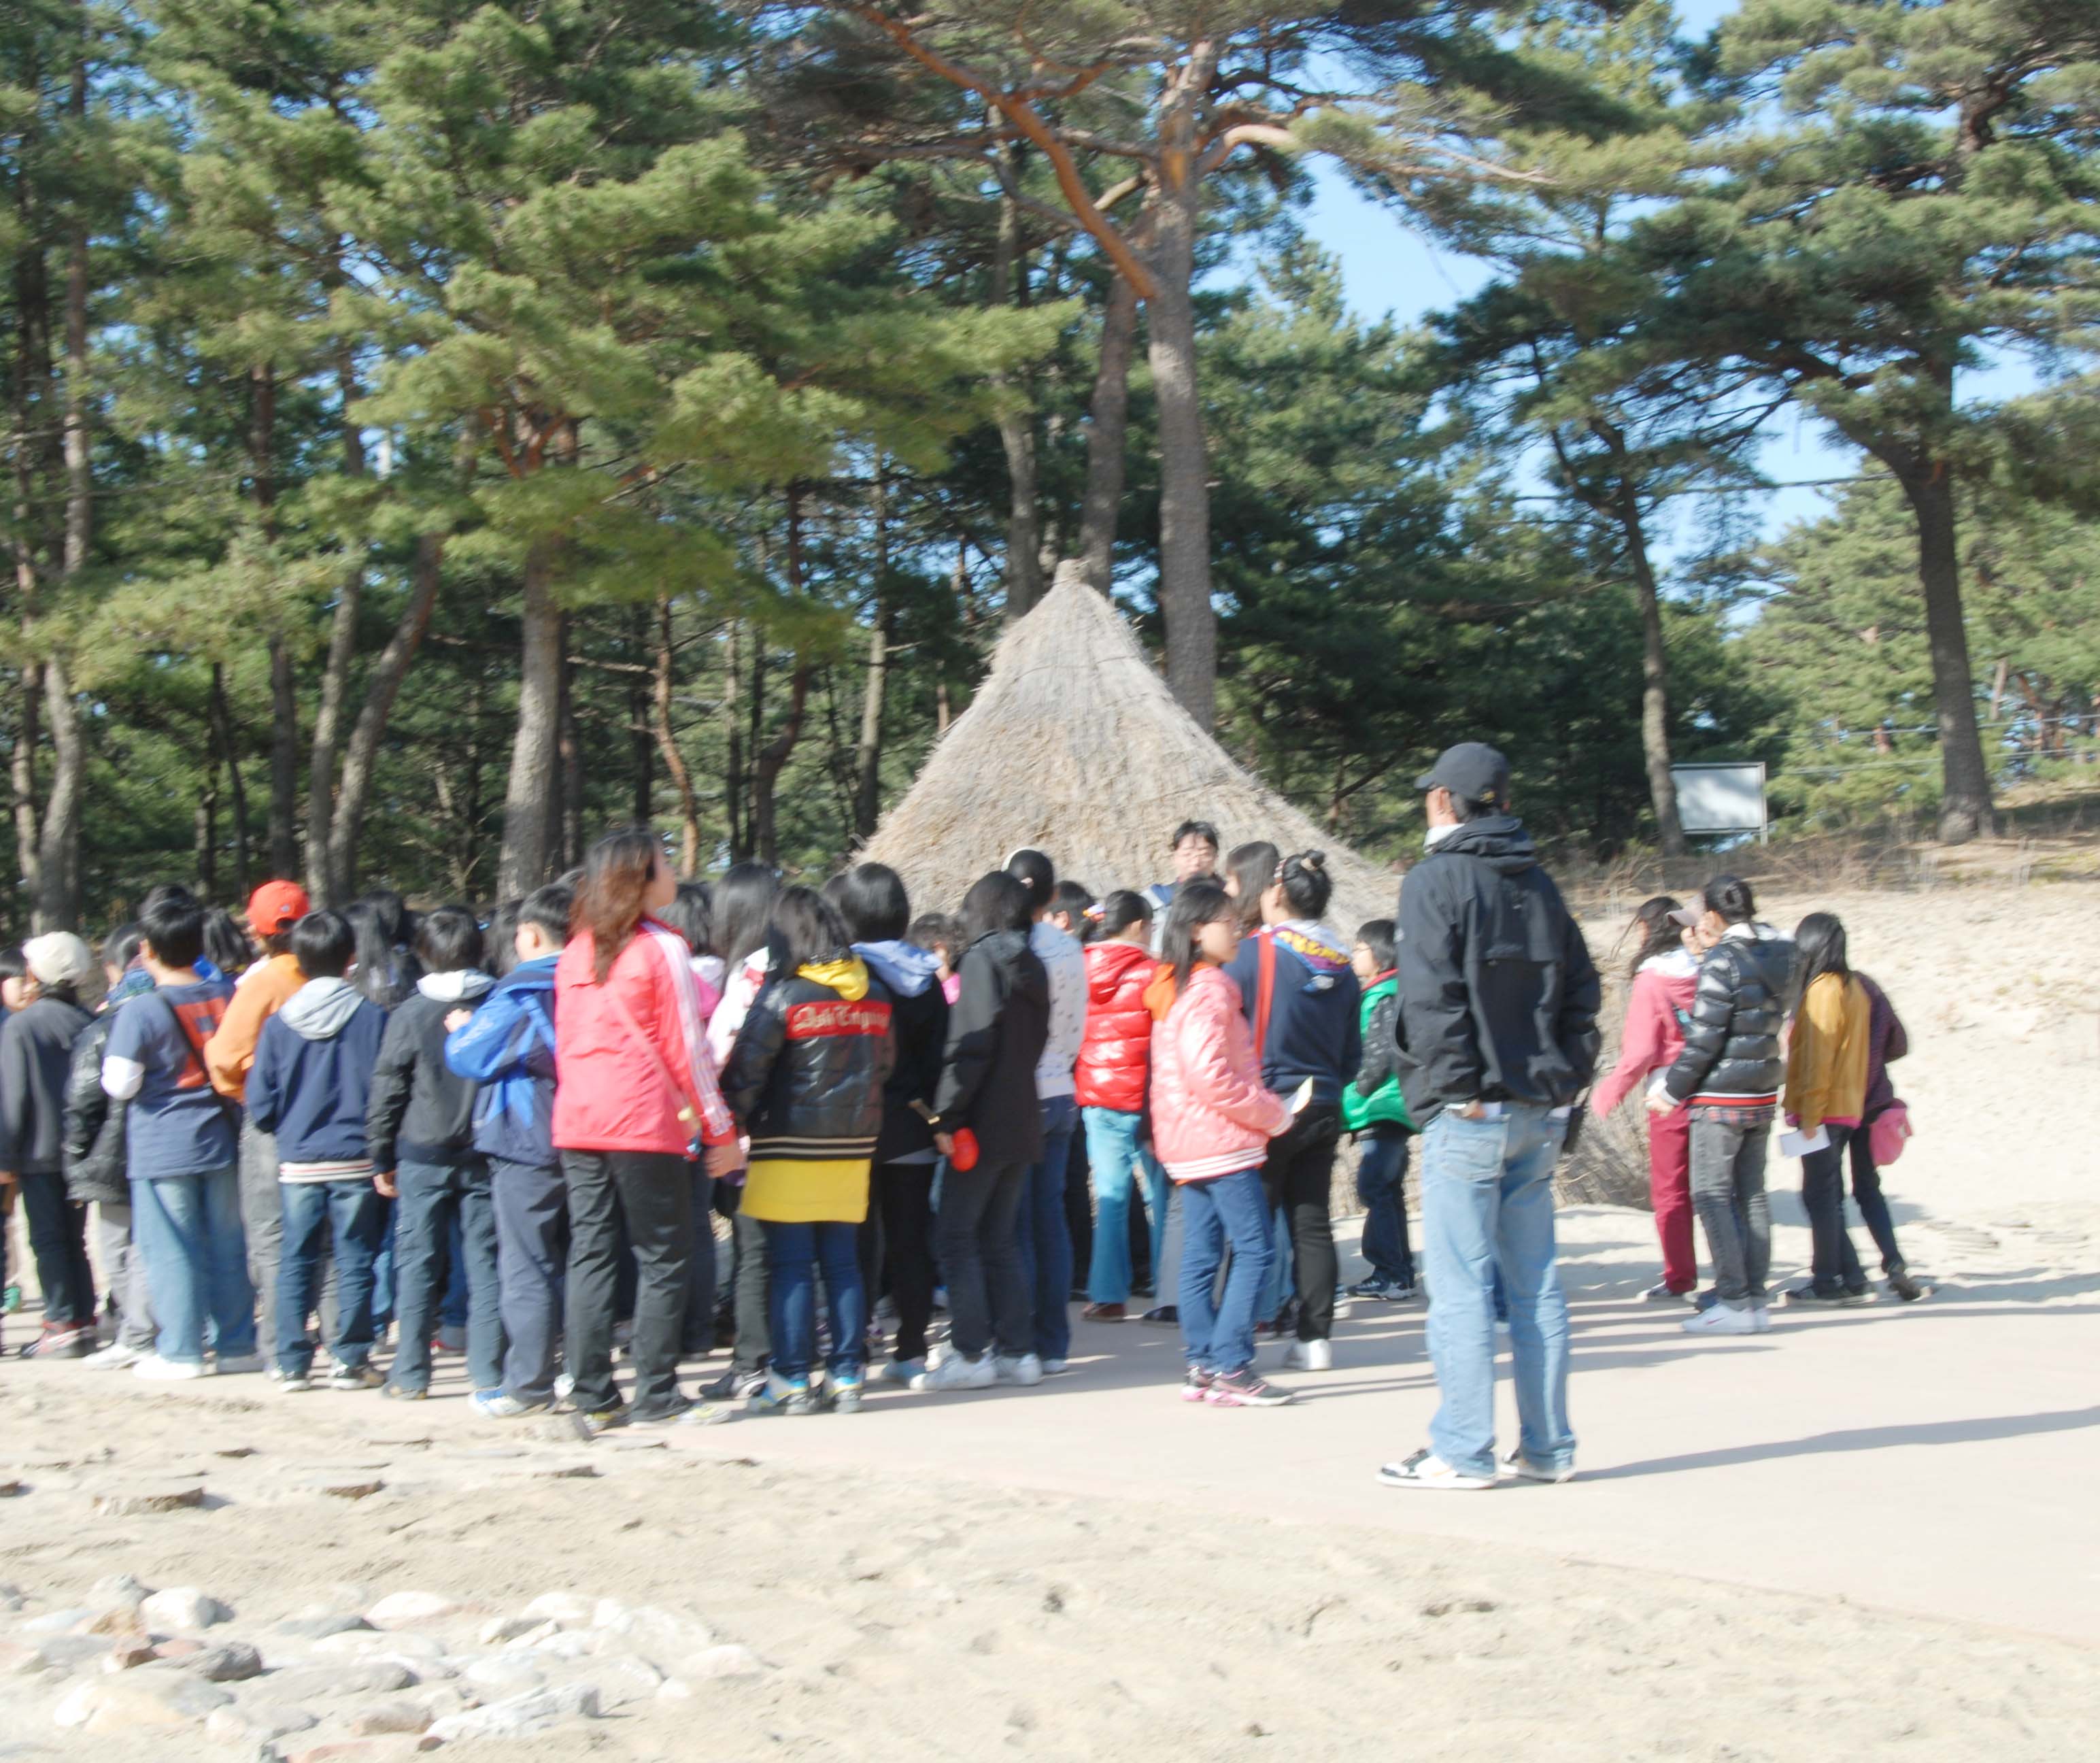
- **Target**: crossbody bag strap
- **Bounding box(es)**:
[1254,928,1276,1054]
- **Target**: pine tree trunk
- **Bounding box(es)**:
[1614,475,1684,856]
[557,624,583,869]
[751,493,813,867]
[305,360,369,905]
[497,535,564,897]
[1077,270,1139,594]
[722,620,745,861]
[653,597,704,877]
[992,156,1043,621]
[208,662,251,901]
[10,663,41,916]
[853,615,887,842]
[250,361,300,882]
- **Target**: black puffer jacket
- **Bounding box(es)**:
[63,1013,129,1207]
[1663,926,1795,1107]
[1394,816,1602,1126]
[933,930,1050,1168]
[366,979,493,1171]
[722,961,896,1163]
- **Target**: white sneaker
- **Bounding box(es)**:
[85,1341,146,1371]
[214,1352,266,1375]
[1039,1358,1068,1376]
[133,1354,208,1382]
[554,1373,576,1403]
[1377,1448,1495,1491]
[1750,1303,1772,1334]
[1282,1339,1332,1371]
[1681,1303,1757,1336]
[914,1351,996,1392]
[993,1352,1044,1387]
[878,1358,926,1386]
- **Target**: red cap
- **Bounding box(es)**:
[246,879,311,936]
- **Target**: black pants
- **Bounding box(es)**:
[562,1149,692,1419]
[1063,1127,1093,1298]
[1799,1125,1867,1296]
[17,1171,95,1328]
[490,1157,566,1405]
[871,1161,937,1362]
[681,1161,715,1356]
[1259,1103,1341,1342]
[1846,1128,1906,1274]
[936,1158,1028,1362]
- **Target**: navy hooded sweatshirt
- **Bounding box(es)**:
[247,977,388,1171]
[1223,922,1362,1106]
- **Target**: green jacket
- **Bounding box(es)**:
[1342,975,1413,1132]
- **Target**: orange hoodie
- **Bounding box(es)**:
[204,951,304,1101]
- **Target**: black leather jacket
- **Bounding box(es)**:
[1663,927,1796,1105]
[63,1011,129,1207]
[722,965,896,1163]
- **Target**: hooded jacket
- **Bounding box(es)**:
[1662,924,1794,1110]
[0,993,93,1177]
[1147,962,1293,1183]
[247,977,390,1173]
[1591,947,1699,1118]
[932,930,1050,1168]
[1224,922,1362,1106]
[1342,973,1413,1133]
[855,940,948,1164]
[1075,940,1157,1115]
[366,969,495,1172]
[445,956,560,1169]
[1394,815,1602,1126]
[62,969,154,1205]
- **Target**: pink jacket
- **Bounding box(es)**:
[553,919,736,1155]
[1149,963,1293,1183]
[1591,948,1699,1118]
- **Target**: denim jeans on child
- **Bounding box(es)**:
[1014,1094,1078,1360]
[1082,1106,1169,1305]
[132,1166,255,1367]
[1420,1105,1574,1479]
[762,1218,866,1382]
[1799,1124,1867,1296]
[386,1157,503,1394]
[490,1156,567,1405]
[1688,1113,1772,1304]
[275,1177,384,1377]
[16,1169,95,1328]
[1177,1169,1272,1376]
[1355,1124,1415,1287]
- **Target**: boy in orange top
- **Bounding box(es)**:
[202,880,311,1374]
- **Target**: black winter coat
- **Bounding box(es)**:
[63,1012,128,1207]
[0,994,93,1177]
[722,967,896,1162]
[875,981,948,1165]
[1662,928,1795,1106]
[367,990,486,1172]
[933,931,1049,1168]
[1394,816,1602,1126]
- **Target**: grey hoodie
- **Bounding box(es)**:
[281,975,368,1041]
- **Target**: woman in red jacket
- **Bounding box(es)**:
[1077,892,1166,1320]
[554,827,741,1430]
[1590,896,1701,1303]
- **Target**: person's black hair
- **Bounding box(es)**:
[102,923,144,974]
[1225,840,1279,930]
[139,886,207,971]
[0,950,26,984]
[416,903,484,975]
[1005,847,1055,914]
[656,881,717,958]
[771,886,851,973]
[715,861,781,969]
[1276,850,1333,922]
[484,900,522,979]
[1793,911,1850,1007]
[1050,879,1095,929]
[1625,895,1684,978]
[1449,794,1496,824]
[1097,890,1151,941]
[1162,879,1234,996]
[358,888,409,947]
[517,883,573,952]
[908,912,960,960]
[290,908,356,980]
[343,899,414,1005]
[201,907,252,978]
[960,871,1033,944]
[830,862,911,945]
[1353,918,1397,973]
[1170,820,1220,853]
[1701,874,1757,926]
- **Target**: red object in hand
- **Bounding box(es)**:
[949,1127,981,1172]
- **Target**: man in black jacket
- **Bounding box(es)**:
[1379,743,1600,1492]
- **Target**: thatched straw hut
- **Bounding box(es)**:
[863,565,1399,928]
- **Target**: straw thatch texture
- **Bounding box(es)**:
[863,567,1400,928]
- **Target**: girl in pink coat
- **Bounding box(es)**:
[1590,896,1701,1300]
[1145,882,1297,1407]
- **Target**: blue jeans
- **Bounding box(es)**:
[386,1158,503,1394]
[1421,1105,1574,1479]
[490,1157,566,1404]
[1014,1094,1078,1360]
[1177,1170,1271,1375]
[131,1166,255,1367]
[277,1179,386,1378]
[762,1219,865,1382]
[1082,1107,1168,1305]
[1355,1126,1415,1286]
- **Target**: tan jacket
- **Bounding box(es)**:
[1783,973,1871,1133]
[203,952,303,1101]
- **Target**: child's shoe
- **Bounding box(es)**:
[747,1371,818,1416]
[328,1362,384,1391]
[829,1371,866,1414]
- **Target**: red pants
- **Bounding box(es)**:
[1647,1106,1695,1293]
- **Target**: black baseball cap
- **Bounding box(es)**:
[1415,742,1510,809]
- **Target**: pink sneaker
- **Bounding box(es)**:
[1181,1366,1213,1403]
[1205,1367,1294,1408]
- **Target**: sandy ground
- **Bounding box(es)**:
[2,882,2097,1760]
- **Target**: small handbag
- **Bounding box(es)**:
[1868,1100,1912,1167]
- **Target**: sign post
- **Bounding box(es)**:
[1670,761,1768,845]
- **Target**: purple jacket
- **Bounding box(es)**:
[1859,973,1908,1121]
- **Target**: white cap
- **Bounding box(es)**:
[22,931,95,990]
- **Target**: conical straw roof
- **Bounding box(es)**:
[862,565,1399,929]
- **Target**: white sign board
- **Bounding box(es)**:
[1671,762,1767,841]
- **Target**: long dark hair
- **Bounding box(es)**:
[342,899,411,1005]
[573,826,662,984]
[960,871,1033,945]
[772,886,851,973]
[1098,889,1151,941]
[1624,894,1684,977]
[656,881,716,958]
[1224,840,1278,932]
[1793,911,1850,1008]
[1162,879,1234,996]
[715,862,780,970]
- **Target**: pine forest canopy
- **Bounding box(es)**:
[3,0,2098,937]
